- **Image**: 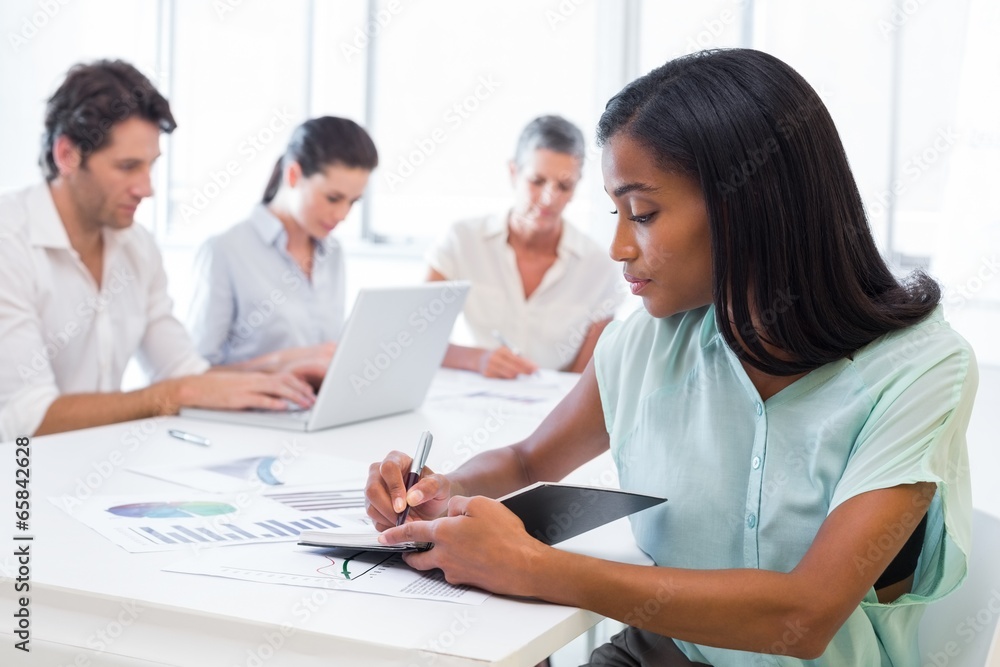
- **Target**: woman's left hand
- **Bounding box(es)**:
[278,342,337,389]
[378,495,550,596]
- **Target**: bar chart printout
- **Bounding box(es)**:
[51,494,368,553]
[262,487,365,512]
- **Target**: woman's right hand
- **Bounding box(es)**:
[279,341,337,390]
[365,451,456,531]
[479,347,538,379]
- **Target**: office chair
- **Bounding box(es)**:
[919,508,1000,667]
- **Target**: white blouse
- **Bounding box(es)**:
[187,205,346,365]
[426,212,625,370]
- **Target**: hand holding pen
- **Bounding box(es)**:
[396,431,433,526]
[480,330,538,379]
[365,430,454,531]
[491,330,520,356]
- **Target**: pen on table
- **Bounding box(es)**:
[397,430,433,526]
[492,329,520,356]
[167,429,211,447]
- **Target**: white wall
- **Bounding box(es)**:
[2,0,997,362]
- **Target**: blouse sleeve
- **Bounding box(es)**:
[594,319,627,436]
[829,320,978,601]
[186,237,236,366]
[425,222,463,280]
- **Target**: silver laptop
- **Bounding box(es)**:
[181,282,469,431]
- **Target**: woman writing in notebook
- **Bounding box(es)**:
[366,49,977,665]
[188,117,378,385]
[426,115,624,379]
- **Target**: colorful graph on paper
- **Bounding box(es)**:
[107,501,237,518]
[52,494,370,553]
[263,487,365,512]
[129,454,369,493]
[121,513,345,549]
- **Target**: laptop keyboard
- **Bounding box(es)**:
[247,401,312,420]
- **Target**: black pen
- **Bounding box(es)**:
[397,431,433,526]
[168,429,211,447]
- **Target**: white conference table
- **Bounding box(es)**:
[0,370,642,666]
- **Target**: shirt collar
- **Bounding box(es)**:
[249,203,334,257]
[249,203,288,247]
[27,182,133,253]
[28,183,72,249]
[554,219,589,258]
[482,211,509,240]
[483,209,588,259]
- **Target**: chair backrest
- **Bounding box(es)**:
[919,508,1000,667]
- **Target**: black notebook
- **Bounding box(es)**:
[297,482,666,552]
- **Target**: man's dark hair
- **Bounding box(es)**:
[597,48,940,376]
[40,59,176,180]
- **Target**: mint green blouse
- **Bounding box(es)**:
[594,305,977,666]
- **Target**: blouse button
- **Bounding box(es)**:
[755,402,763,417]
[747,513,757,529]
[752,456,761,470]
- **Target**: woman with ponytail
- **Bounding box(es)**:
[188,117,377,378]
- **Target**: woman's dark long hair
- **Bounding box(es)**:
[262,116,378,203]
[597,48,940,376]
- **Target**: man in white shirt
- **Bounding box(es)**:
[0,60,319,439]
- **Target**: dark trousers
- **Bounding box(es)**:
[584,626,712,666]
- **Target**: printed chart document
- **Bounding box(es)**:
[261,485,366,513]
[129,454,369,493]
[164,542,490,605]
[51,493,368,553]
[297,482,667,551]
[424,369,579,419]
